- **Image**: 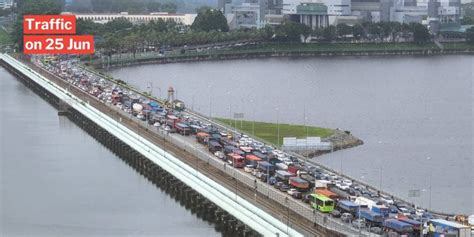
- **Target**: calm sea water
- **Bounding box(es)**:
[0,68,220,236]
[109,55,473,214]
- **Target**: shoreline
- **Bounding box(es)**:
[89,45,474,69]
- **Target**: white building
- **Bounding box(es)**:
[0,0,13,9]
[62,12,197,26]
[224,1,267,29]
[283,0,350,15]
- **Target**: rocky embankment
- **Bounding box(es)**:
[297,129,363,158]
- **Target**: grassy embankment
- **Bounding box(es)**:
[0,28,11,45]
[214,118,334,147]
[91,42,474,66]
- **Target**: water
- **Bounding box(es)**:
[0,68,220,236]
[109,55,473,214]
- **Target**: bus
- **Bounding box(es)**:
[310,194,335,213]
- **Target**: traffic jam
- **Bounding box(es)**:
[33,55,473,237]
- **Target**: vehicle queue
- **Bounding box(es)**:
[33,55,473,237]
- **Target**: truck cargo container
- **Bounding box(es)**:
[315,189,339,200]
[337,200,360,214]
[256,161,276,174]
[358,209,383,225]
[300,174,315,188]
[208,141,222,153]
[196,132,209,144]
[383,219,413,233]
[252,151,267,161]
[289,177,310,190]
[224,145,237,155]
[227,153,245,168]
[398,218,422,232]
[175,123,190,135]
[245,154,262,167]
[429,219,471,237]
[287,165,307,176]
[315,179,332,189]
[275,170,295,181]
[355,196,390,217]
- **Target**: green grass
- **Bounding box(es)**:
[442,42,474,50]
[0,28,11,45]
[214,118,334,147]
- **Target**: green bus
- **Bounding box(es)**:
[310,194,335,213]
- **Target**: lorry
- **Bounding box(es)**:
[256,161,275,174]
[358,209,383,226]
[275,170,295,182]
[289,177,309,190]
[300,174,315,188]
[354,196,390,217]
[287,165,307,176]
[383,219,413,233]
[315,179,332,189]
[208,140,222,153]
[337,200,360,214]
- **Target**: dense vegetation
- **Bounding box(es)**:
[12,0,64,50]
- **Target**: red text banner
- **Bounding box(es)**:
[24,35,94,54]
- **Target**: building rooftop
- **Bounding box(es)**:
[296,3,328,15]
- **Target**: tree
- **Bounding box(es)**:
[191,9,229,32]
[410,23,431,44]
[273,21,310,42]
[12,0,64,51]
[352,24,364,40]
[322,25,337,42]
[466,28,474,44]
[146,2,161,12]
[336,23,352,39]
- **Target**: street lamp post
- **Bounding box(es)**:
[276,107,280,147]
[208,84,212,118]
[426,156,432,211]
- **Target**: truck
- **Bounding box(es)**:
[354,196,389,217]
[208,140,222,153]
[315,188,339,200]
[289,177,309,190]
[256,161,275,174]
[196,132,209,144]
[245,154,262,167]
[315,179,332,189]
[358,209,383,225]
[337,200,360,214]
[300,174,315,188]
[175,123,190,135]
[383,219,413,233]
[275,170,295,182]
[287,165,307,176]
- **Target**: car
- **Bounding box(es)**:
[352,219,366,229]
[398,207,412,216]
[214,151,224,159]
[302,194,311,203]
[341,213,353,223]
[330,210,341,218]
[291,191,302,199]
[369,227,383,234]
[287,188,299,195]
[348,188,357,196]
[274,182,284,189]
[278,184,290,192]
[342,179,352,186]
